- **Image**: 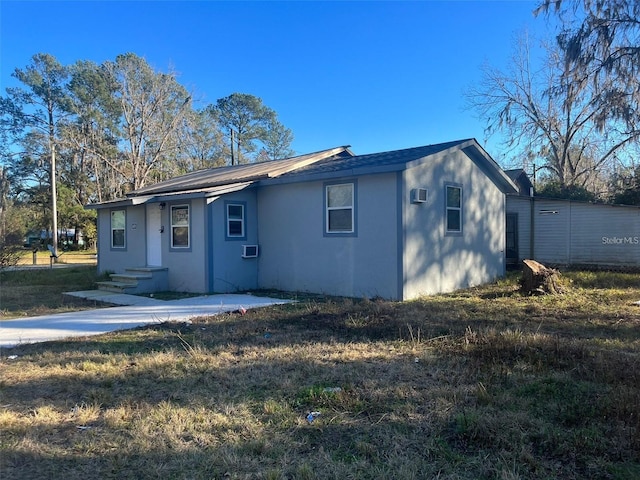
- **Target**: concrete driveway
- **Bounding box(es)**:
[0,291,291,348]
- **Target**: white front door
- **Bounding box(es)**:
[146,204,162,266]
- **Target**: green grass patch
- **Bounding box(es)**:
[0,266,105,318]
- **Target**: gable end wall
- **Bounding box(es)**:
[402,150,506,299]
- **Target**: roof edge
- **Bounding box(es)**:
[125,145,354,198]
[267,146,353,178]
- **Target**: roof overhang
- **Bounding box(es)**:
[459,140,519,194]
[85,182,254,210]
[85,196,153,210]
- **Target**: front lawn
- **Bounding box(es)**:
[1,270,639,479]
[0,266,104,318]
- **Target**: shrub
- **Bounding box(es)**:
[0,242,23,269]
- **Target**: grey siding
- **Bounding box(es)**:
[532,199,572,264]
[96,205,146,274]
[97,195,258,294]
[506,196,640,267]
[506,195,533,260]
[208,189,259,293]
[403,150,506,299]
[568,202,640,265]
[257,173,399,299]
[160,199,208,292]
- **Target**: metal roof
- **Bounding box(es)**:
[264,138,518,194]
[87,139,519,208]
[272,139,472,178]
[129,146,353,196]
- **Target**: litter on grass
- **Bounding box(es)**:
[306,411,321,423]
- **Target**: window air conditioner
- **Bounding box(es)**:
[242,245,259,258]
[411,188,428,203]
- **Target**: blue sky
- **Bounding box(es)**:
[1,1,550,164]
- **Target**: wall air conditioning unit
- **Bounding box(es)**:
[411,188,428,204]
[242,245,259,258]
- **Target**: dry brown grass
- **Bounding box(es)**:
[1,270,639,479]
[14,250,97,266]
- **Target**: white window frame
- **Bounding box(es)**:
[325,182,355,234]
[170,204,190,248]
[445,184,463,234]
[110,209,126,249]
[226,202,246,239]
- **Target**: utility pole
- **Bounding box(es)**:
[230,128,235,166]
[49,121,58,260]
[532,162,537,188]
[229,128,241,165]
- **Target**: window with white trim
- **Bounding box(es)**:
[326,183,354,233]
[171,204,190,248]
[111,210,126,248]
[446,185,462,233]
[226,203,245,238]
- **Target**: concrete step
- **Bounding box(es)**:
[96,281,138,294]
[126,267,169,273]
[110,273,152,284]
[96,266,169,294]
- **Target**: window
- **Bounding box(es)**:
[226,202,246,239]
[446,185,462,233]
[326,183,354,234]
[171,205,190,248]
[111,210,126,248]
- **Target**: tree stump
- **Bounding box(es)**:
[521,259,565,295]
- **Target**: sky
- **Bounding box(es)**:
[0,0,552,164]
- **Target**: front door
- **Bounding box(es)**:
[146,204,162,266]
[506,213,519,267]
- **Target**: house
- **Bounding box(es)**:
[87,139,519,300]
[23,228,85,249]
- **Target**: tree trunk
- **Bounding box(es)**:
[521,259,565,295]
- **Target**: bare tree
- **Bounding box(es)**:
[536,1,640,140]
[63,60,121,202]
[467,33,639,189]
[105,53,193,190]
[2,53,297,213]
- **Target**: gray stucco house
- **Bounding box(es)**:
[87,139,519,300]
